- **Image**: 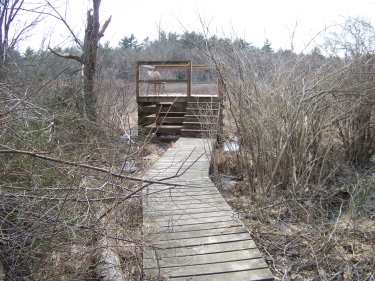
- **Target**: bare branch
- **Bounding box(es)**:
[45,0,83,48]
[98,15,111,38]
[48,46,82,63]
[0,147,193,187]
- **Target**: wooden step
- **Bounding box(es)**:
[142,115,186,124]
[188,97,219,102]
[187,102,220,109]
[186,108,219,116]
[139,102,187,114]
[145,124,183,135]
[139,107,187,115]
[183,122,218,130]
[181,129,217,138]
[184,115,219,122]
[139,113,185,126]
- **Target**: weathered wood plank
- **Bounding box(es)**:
[147,226,246,240]
[144,259,269,277]
[145,215,233,227]
[147,196,225,203]
[148,233,252,248]
[146,212,235,224]
[145,206,233,216]
[146,200,229,210]
[146,205,231,214]
[144,240,259,259]
[169,269,274,281]
[148,189,220,197]
[144,220,243,235]
[144,248,263,266]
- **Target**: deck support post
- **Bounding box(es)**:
[187,60,192,100]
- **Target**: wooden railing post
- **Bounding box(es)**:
[187,60,192,98]
[136,61,141,102]
[218,76,224,102]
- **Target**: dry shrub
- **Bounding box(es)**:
[96,78,138,132]
[0,77,148,280]
[207,18,375,280]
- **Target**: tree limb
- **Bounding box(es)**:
[0,147,192,187]
[98,16,112,38]
[45,0,83,48]
[48,47,82,63]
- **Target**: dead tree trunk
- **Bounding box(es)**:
[49,0,111,121]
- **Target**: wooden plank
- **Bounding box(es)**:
[145,204,232,214]
[146,211,233,224]
[144,240,258,259]
[146,212,233,222]
[144,221,243,235]
[146,188,220,197]
[146,198,229,207]
[145,184,214,191]
[144,259,269,277]
[170,269,274,281]
[146,202,231,210]
[144,248,263,267]
[146,201,229,212]
[144,210,232,220]
[138,79,189,83]
[148,185,220,192]
[149,233,252,248]
[147,194,224,201]
[146,188,223,196]
[145,215,237,228]
[147,193,225,202]
[148,226,246,241]
[145,199,229,208]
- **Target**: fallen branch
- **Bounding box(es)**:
[0,147,197,188]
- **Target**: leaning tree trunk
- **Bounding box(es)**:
[50,0,111,121]
[79,1,100,121]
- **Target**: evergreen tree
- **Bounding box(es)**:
[118,34,139,49]
[261,39,273,52]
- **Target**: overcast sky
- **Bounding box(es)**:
[27,0,375,52]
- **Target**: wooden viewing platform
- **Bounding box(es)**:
[137,61,223,138]
[143,138,274,280]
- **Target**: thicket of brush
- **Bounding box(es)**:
[209,18,375,280]
[0,52,148,279]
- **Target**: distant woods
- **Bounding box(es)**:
[19,30,276,85]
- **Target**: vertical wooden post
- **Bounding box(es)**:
[218,76,224,102]
[187,60,192,98]
[217,72,225,145]
[136,61,140,103]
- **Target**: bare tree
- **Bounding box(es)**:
[0,0,45,66]
[48,0,111,121]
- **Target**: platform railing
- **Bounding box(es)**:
[136,60,220,101]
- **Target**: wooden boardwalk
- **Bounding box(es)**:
[143,138,274,280]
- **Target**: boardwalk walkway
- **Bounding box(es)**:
[143,138,274,280]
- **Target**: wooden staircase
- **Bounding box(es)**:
[181,97,221,138]
[139,97,221,138]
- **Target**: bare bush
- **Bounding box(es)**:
[0,65,149,279]
[207,17,375,280]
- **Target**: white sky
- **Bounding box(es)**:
[26,0,375,52]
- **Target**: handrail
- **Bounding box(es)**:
[137,79,189,83]
[136,60,218,99]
